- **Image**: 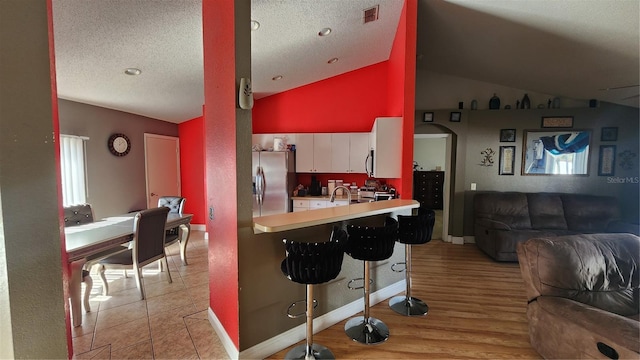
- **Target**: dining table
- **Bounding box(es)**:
[65,212,193,327]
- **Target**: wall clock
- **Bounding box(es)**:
[108,133,131,156]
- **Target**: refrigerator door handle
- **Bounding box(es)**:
[259,167,266,204]
[255,167,264,204]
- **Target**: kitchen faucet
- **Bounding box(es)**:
[329,185,351,205]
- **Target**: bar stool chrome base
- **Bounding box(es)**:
[345,316,389,345]
[285,344,335,360]
[388,295,429,316]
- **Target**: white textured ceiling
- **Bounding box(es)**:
[51,0,639,124]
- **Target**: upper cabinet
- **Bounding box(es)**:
[257,118,400,176]
[330,133,369,174]
[369,117,402,178]
[295,133,332,173]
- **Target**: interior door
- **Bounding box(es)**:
[145,133,180,209]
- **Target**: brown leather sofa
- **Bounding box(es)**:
[473,192,639,261]
[517,233,640,359]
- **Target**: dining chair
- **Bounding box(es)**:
[158,196,189,265]
[97,207,171,300]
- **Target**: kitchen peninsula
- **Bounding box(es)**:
[244,199,419,358]
[253,199,419,233]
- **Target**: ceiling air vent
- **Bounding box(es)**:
[363,5,379,24]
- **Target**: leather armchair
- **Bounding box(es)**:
[517,233,640,359]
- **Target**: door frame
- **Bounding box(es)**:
[413,133,450,242]
[144,133,181,209]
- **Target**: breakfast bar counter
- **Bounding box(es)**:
[241,198,419,357]
[253,199,420,233]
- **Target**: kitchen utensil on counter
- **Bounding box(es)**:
[328,180,336,196]
[309,176,322,196]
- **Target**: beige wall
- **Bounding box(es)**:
[58,99,178,219]
[414,69,640,237]
[0,1,69,357]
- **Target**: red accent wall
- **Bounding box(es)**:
[178,116,206,225]
[389,0,417,199]
[47,0,74,354]
[203,1,240,349]
[252,62,389,133]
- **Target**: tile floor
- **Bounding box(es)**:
[72,231,229,359]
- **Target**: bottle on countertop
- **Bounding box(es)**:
[327,180,336,196]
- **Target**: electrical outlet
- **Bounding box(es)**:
[471,183,477,191]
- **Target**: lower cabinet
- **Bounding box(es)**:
[292,198,349,211]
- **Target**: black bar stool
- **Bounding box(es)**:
[388,207,435,316]
[344,217,398,345]
[281,226,347,360]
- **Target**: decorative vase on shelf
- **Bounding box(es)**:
[489,93,500,110]
[521,93,531,109]
[552,97,561,108]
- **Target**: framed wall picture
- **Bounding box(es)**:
[499,128,516,142]
[450,112,461,122]
[600,127,618,141]
[522,129,591,176]
[499,146,516,175]
[423,112,434,122]
[541,116,574,128]
[598,145,616,176]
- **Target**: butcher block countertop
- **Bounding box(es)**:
[253,199,420,233]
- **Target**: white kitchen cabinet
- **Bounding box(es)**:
[331,133,350,173]
[295,133,332,173]
[331,133,369,173]
[369,117,402,178]
[349,133,370,173]
[292,199,310,212]
[309,199,327,209]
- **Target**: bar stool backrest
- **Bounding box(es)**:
[346,217,399,261]
[281,226,347,285]
[397,207,436,245]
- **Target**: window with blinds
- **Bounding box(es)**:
[60,134,89,206]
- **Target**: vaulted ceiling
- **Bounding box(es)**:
[51,0,639,123]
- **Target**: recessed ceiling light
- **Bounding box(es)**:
[318,28,332,36]
[328,58,338,64]
[124,68,141,76]
[272,75,283,81]
[251,20,260,31]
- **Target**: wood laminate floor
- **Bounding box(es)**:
[266,239,541,359]
[73,231,540,359]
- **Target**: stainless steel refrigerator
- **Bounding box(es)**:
[252,151,295,217]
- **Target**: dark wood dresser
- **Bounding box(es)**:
[412,171,444,209]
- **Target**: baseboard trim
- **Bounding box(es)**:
[190,224,206,231]
[237,280,405,360]
[451,236,464,245]
[207,308,240,359]
[464,235,475,244]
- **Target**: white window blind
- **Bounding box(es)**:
[60,134,89,206]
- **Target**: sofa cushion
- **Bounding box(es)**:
[474,192,532,230]
[527,193,568,230]
[517,233,640,316]
[561,194,620,232]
